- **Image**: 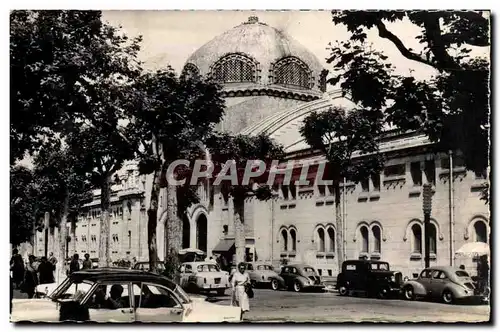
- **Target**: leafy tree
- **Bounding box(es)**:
[327,10,490,202]
[10,166,38,246]
[11,10,144,265]
[10,10,141,164]
[300,107,384,266]
[129,69,225,273]
[33,140,92,264]
[206,133,284,264]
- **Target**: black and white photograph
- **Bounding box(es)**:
[9,8,491,324]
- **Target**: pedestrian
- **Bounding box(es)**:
[22,255,39,299]
[82,253,92,270]
[69,254,80,275]
[231,262,250,318]
[10,249,25,289]
[38,257,55,284]
[10,276,14,315]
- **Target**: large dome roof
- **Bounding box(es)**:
[184,16,326,99]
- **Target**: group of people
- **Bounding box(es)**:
[10,249,58,299]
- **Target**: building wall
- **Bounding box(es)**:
[242,150,489,279]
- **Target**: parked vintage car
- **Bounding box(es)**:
[11,268,241,323]
[240,262,285,290]
[132,261,166,274]
[175,262,230,295]
[402,266,482,304]
[335,260,403,298]
[279,264,325,292]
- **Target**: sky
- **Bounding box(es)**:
[101,10,466,81]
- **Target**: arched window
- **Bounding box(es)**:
[281,229,288,252]
[327,227,335,252]
[211,53,257,83]
[429,224,437,254]
[360,226,369,253]
[317,228,325,252]
[289,228,297,251]
[474,220,488,243]
[182,63,199,78]
[372,225,381,253]
[412,224,422,254]
[273,57,311,89]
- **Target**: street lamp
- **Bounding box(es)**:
[423,183,433,268]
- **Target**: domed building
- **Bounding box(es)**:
[182,16,328,134]
[38,16,489,281]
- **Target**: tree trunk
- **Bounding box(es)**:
[334,183,344,268]
[234,196,245,265]
[165,183,181,255]
[58,190,70,268]
[98,174,112,267]
[148,169,160,274]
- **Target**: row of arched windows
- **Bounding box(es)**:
[186,54,318,90]
[278,218,489,258]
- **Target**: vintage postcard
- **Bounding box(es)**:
[10,9,491,323]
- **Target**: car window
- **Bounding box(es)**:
[420,270,432,279]
[197,264,220,272]
[455,270,470,278]
[370,263,389,271]
[303,267,315,273]
[247,264,254,271]
[52,280,94,301]
[138,283,181,309]
[184,264,193,273]
[430,270,448,279]
[291,267,297,274]
[257,265,273,271]
[345,264,357,271]
[87,282,131,309]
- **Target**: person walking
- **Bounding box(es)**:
[231,262,250,318]
[10,249,25,289]
[38,257,55,284]
[69,254,80,275]
[82,253,92,270]
[22,255,39,299]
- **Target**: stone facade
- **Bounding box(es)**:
[33,16,490,281]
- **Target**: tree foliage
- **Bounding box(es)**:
[10,10,142,164]
[328,11,490,187]
[10,166,38,245]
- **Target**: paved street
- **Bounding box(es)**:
[200,288,490,323]
[13,288,490,323]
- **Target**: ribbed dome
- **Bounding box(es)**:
[184,16,325,97]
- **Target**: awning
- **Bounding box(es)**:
[212,239,235,253]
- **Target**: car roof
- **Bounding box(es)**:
[284,264,313,269]
[344,260,389,265]
[422,266,462,273]
[182,261,217,266]
[70,268,177,288]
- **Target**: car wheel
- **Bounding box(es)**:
[339,286,348,296]
[217,289,225,296]
[293,281,302,292]
[271,279,279,291]
[442,289,454,304]
[377,286,389,299]
[403,286,415,301]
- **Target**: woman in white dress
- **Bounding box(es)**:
[231,262,250,317]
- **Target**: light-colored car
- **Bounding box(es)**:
[11,268,241,323]
[132,261,166,274]
[176,262,230,295]
[241,262,285,290]
[402,266,481,304]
